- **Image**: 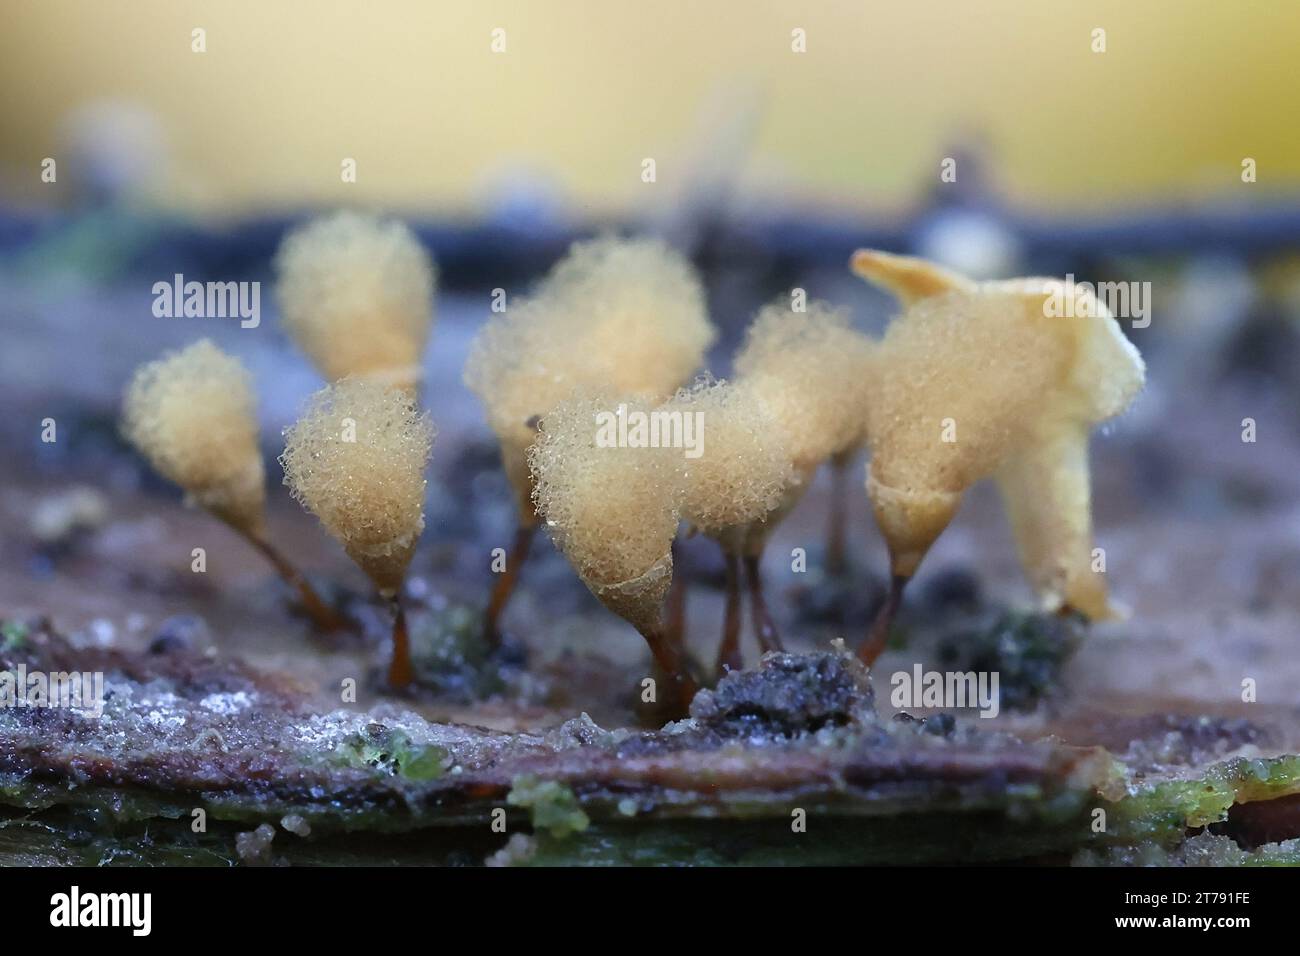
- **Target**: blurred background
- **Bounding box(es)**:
[4,0,1300,214]
[1,1,1298,704]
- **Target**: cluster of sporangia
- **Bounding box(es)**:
[124,216,1145,711]
[123,212,436,687]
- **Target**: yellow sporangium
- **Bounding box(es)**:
[122,339,346,632]
[851,250,1145,664]
[464,236,714,645]
[274,211,437,391]
[280,378,435,687]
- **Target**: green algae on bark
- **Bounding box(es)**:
[1105,754,1300,843]
[330,724,447,782]
[507,775,590,838]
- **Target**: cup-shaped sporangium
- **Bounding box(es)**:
[122,338,266,536]
[274,211,437,392]
[280,378,434,597]
[852,249,1145,618]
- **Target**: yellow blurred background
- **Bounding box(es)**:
[2,0,1297,218]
